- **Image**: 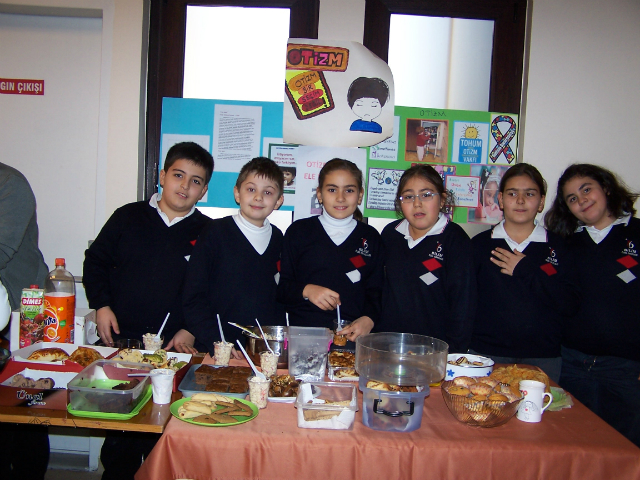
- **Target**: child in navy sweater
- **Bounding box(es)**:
[378,165,476,352]
[183,157,285,355]
[470,163,579,382]
[278,159,383,341]
[545,163,640,447]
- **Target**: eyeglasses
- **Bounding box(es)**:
[399,192,439,203]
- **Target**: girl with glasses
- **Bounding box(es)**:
[377,164,476,352]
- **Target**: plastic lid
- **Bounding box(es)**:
[30,285,39,289]
[55,258,65,266]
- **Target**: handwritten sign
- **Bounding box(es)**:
[445,175,480,208]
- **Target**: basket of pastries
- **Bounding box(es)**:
[441,375,523,427]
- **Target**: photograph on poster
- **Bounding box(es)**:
[451,121,490,164]
[267,143,298,195]
[366,168,404,211]
[404,118,448,163]
[488,114,518,165]
[467,164,510,224]
[445,175,480,209]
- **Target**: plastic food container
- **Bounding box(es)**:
[445,353,494,380]
[327,349,358,382]
[356,333,448,386]
[287,327,333,380]
[295,381,357,430]
[67,360,153,414]
[243,325,288,368]
[359,376,429,432]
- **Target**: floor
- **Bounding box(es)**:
[45,453,104,480]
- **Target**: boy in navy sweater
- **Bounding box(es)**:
[184,157,285,356]
[83,142,213,480]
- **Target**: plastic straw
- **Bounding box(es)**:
[286,312,289,327]
[236,340,266,380]
[217,314,226,343]
[336,305,342,329]
[156,313,170,340]
[255,318,275,355]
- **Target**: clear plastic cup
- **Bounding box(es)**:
[260,351,278,378]
[248,376,270,408]
[214,341,233,366]
[150,368,175,404]
[332,319,352,347]
[115,338,143,349]
[143,333,163,351]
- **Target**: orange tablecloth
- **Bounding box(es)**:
[136,360,640,480]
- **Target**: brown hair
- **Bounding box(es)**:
[394,165,453,218]
[499,163,547,196]
[317,158,364,221]
[236,157,284,196]
[164,142,214,183]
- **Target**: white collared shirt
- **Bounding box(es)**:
[318,209,357,246]
[396,213,449,249]
[575,214,631,244]
[491,220,547,252]
[233,213,272,255]
[149,193,196,227]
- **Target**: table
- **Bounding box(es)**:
[136,361,640,480]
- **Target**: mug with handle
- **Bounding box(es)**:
[517,379,553,423]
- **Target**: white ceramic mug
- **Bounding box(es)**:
[517,379,553,423]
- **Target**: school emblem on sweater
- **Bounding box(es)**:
[617,254,637,283]
[355,238,371,257]
[420,258,442,285]
[622,239,637,257]
[541,247,558,275]
[346,255,366,283]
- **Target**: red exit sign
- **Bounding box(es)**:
[0,78,44,95]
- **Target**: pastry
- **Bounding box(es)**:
[27,347,69,362]
[68,346,104,367]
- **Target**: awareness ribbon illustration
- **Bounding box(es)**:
[489,115,517,164]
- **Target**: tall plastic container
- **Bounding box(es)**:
[44,258,75,344]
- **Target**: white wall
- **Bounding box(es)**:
[521,0,640,207]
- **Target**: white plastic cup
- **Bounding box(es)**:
[517,379,553,423]
[150,368,175,404]
[214,341,233,366]
[143,333,163,351]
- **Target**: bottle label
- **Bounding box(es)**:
[43,292,75,344]
[19,288,45,348]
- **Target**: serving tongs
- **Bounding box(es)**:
[228,322,261,339]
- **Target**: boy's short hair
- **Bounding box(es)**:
[236,157,284,195]
[164,142,214,183]
[347,77,390,108]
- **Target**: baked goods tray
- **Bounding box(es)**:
[66,385,152,420]
[178,364,248,399]
[327,350,359,382]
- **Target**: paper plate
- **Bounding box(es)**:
[170,397,258,426]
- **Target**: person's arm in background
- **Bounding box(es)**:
[83,209,125,346]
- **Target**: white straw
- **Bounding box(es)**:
[217,314,226,343]
[336,305,342,329]
[286,312,289,327]
[156,313,170,340]
[255,318,275,355]
[236,340,266,380]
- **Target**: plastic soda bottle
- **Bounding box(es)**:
[44,258,75,344]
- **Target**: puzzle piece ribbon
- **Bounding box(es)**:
[489,115,516,164]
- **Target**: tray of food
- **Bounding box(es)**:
[67,385,153,420]
[171,392,258,426]
[327,350,358,382]
[12,344,117,369]
[178,364,251,399]
[268,374,300,403]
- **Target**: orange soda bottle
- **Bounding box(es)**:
[44,258,75,344]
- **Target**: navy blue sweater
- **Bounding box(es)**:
[471,227,579,358]
[277,216,383,329]
[378,219,476,352]
[564,217,640,361]
[83,201,211,341]
[183,216,285,354]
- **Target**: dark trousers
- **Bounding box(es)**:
[101,430,160,480]
[559,345,640,448]
[0,423,49,480]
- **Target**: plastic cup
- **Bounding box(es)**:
[260,351,278,378]
[214,341,233,366]
[333,319,352,347]
[248,376,270,409]
[143,333,164,351]
[150,368,175,404]
[115,338,143,349]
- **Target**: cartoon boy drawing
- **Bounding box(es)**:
[347,77,389,134]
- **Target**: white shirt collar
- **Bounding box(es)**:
[576,214,631,244]
[149,193,196,227]
[318,209,357,246]
[233,213,272,255]
[491,220,547,251]
[396,214,449,249]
